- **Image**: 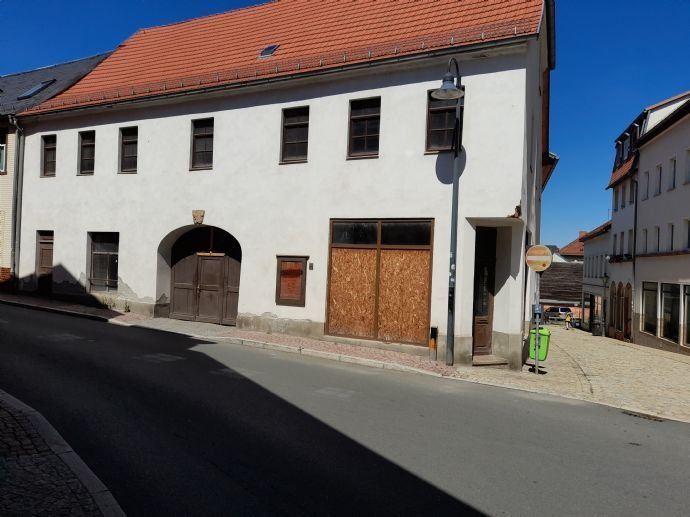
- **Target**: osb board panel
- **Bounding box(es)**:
[377,249,431,345]
[328,248,377,339]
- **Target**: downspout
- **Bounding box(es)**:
[631,173,639,344]
[9,114,24,292]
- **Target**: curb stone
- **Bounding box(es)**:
[0,389,126,517]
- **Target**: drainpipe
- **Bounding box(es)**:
[631,175,639,344]
[9,114,24,292]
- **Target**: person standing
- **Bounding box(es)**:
[565,312,572,330]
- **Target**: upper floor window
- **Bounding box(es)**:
[119,127,138,173]
[613,234,618,254]
[348,97,380,158]
[619,232,625,254]
[42,135,57,177]
[643,171,649,200]
[191,118,214,169]
[281,107,309,163]
[426,92,456,152]
[642,229,648,254]
[0,134,5,174]
[655,165,662,195]
[668,223,675,251]
[629,179,635,204]
[78,131,96,175]
[613,186,619,212]
[621,183,626,208]
[686,220,690,249]
[627,229,633,254]
[669,158,676,190]
[685,150,690,183]
[655,226,661,252]
[622,136,630,160]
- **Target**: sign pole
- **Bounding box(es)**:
[525,245,553,375]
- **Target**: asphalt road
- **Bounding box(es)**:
[1,304,689,516]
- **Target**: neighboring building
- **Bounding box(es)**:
[581,221,611,334]
[607,89,690,353]
[539,262,583,320]
[0,54,109,289]
[15,0,556,368]
[557,232,585,262]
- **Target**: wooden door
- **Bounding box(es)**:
[222,256,241,325]
[472,228,496,356]
[36,232,54,294]
[196,255,224,324]
[170,254,197,321]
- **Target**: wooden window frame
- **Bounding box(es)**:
[78,130,96,175]
[280,106,309,164]
[190,118,214,170]
[89,232,119,293]
[275,256,308,307]
[119,126,138,173]
[41,135,57,177]
[425,90,457,153]
[347,97,381,159]
[0,141,5,175]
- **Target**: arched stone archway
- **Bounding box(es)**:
[157,226,242,325]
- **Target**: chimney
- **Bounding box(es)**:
[578,231,587,240]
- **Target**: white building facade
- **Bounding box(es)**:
[581,222,610,335]
[15,1,555,368]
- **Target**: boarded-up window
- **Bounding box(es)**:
[426,92,457,152]
[42,135,57,177]
[120,127,138,173]
[281,107,309,162]
[79,131,95,175]
[191,118,214,169]
[90,233,119,292]
[348,98,380,157]
[276,256,307,306]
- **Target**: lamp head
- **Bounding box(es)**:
[431,72,464,100]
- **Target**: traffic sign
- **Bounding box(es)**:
[526,245,553,272]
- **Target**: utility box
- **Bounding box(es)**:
[529,327,551,361]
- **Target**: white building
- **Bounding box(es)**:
[581,221,611,334]
[606,90,690,353]
[14,0,556,368]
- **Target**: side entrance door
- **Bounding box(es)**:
[472,227,497,356]
[170,254,225,324]
[36,231,54,294]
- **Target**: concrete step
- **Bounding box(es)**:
[472,354,509,368]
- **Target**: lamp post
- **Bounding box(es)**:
[431,57,465,366]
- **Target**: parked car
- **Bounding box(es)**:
[544,306,572,322]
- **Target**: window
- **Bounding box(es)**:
[669,158,676,190]
[613,187,619,212]
[655,165,662,195]
[661,284,680,342]
[281,107,309,163]
[627,229,633,254]
[686,150,690,184]
[629,179,635,204]
[642,282,658,335]
[621,183,626,208]
[259,44,280,58]
[79,131,95,175]
[668,223,675,251]
[191,118,214,169]
[42,135,57,177]
[0,140,5,174]
[642,229,648,254]
[89,233,119,292]
[348,97,380,157]
[685,286,690,347]
[275,256,307,306]
[643,171,649,200]
[426,92,457,152]
[687,220,690,249]
[619,232,624,254]
[622,136,630,159]
[613,234,617,255]
[119,127,138,173]
[17,79,56,100]
[655,226,661,252]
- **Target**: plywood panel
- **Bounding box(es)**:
[377,249,431,345]
[327,248,377,339]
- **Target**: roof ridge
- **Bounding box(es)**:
[645,88,690,111]
[0,52,111,79]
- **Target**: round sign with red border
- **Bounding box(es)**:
[526,245,553,272]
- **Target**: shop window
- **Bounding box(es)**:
[642,282,658,335]
[89,232,119,292]
[275,256,307,307]
[661,283,680,343]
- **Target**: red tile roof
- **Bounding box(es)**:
[607,155,635,188]
[559,236,584,258]
[581,221,611,242]
[23,0,544,114]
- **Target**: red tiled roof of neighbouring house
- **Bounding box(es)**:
[22,0,545,115]
[581,221,611,242]
[559,236,585,257]
[607,155,636,188]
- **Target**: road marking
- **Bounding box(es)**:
[315,386,356,399]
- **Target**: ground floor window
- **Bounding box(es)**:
[685,286,690,346]
[642,282,658,335]
[662,284,680,343]
[89,232,119,292]
[275,256,307,307]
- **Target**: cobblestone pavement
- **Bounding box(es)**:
[2,293,690,423]
[0,396,102,516]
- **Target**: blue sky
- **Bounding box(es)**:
[2,0,689,247]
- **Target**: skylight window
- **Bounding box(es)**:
[259,44,280,58]
[17,79,56,100]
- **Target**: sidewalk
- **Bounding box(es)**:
[0,390,124,516]
[2,293,690,423]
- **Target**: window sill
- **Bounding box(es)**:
[424,149,452,155]
[78,172,94,176]
[189,166,213,171]
[40,175,56,178]
[659,335,680,346]
[118,170,137,174]
[346,154,379,161]
[279,159,308,165]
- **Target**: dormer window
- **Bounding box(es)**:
[622,135,630,160]
[259,44,280,58]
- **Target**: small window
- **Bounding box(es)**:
[281,107,309,163]
[669,158,676,190]
[613,187,619,212]
[613,234,617,255]
[655,165,662,195]
[79,131,95,175]
[275,256,307,307]
[89,233,119,292]
[629,179,635,204]
[348,97,380,158]
[619,232,624,255]
[621,183,626,208]
[642,282,658,335]
[426,92,457,152]
[642,229,648,254]
[643,171,649,200]
[191,118,214,169]
[259,44,280,58]
[627,229,633,254]
[332,222,378,245]
[668,223,675,251]
[381,221,432,246]
[119,127,138,173]
[655,226,661,252]
[42,135,57,177]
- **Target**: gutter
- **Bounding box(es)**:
[18,35,536,121]
[9,114,24,292]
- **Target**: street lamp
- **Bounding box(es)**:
[431,57,465,366]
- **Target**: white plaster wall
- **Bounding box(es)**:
[19,49,536,340]
[0,131,15,268]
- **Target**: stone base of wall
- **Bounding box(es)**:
[632,314,690,355]
[492,331,526,370]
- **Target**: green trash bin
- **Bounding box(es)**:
[529,327,551,361]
